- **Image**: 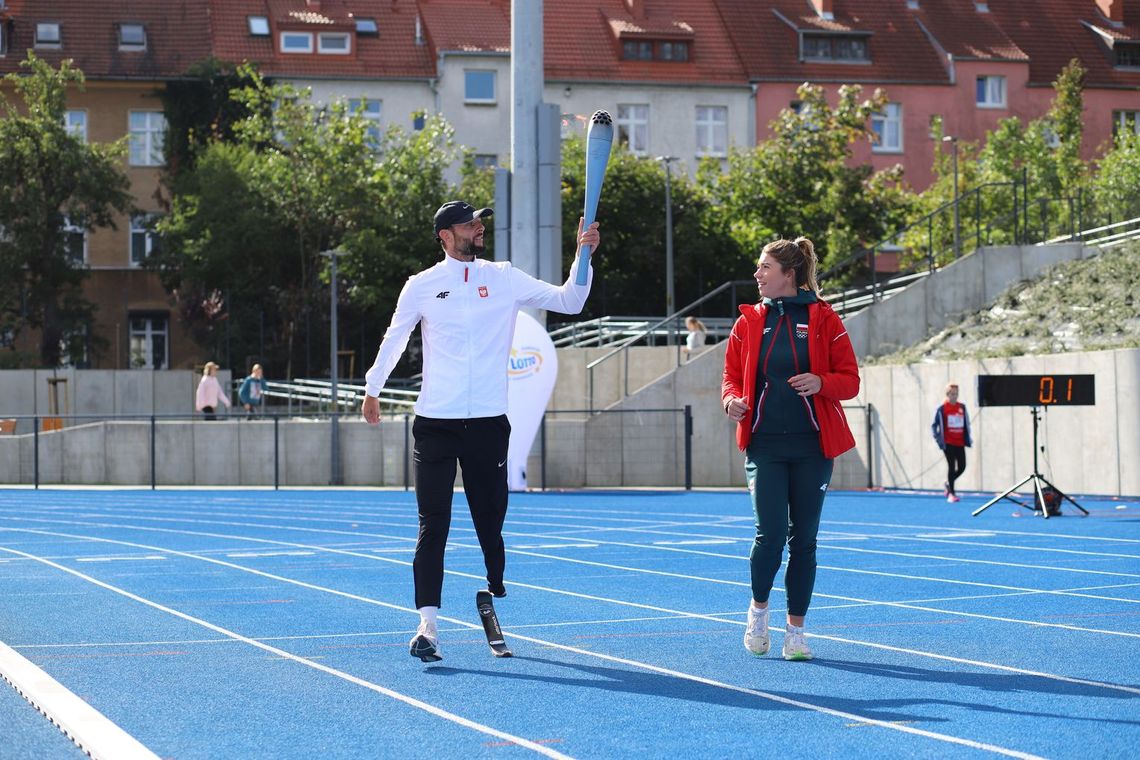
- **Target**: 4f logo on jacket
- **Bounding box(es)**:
[436,291,450,299]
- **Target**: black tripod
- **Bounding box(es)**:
[972,406,1088,519]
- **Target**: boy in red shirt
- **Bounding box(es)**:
[931,383,973,503]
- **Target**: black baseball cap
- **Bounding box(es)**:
[433,201,493,239]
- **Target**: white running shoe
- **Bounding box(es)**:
[743,604,770,656]
[409,620,441,662]
[782,625,813,661]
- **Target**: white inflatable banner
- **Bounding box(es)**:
[506,312,558,491]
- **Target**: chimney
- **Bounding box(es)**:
[625,0,645,18]
[1096,0,1125,23]
[306,0,321,9]
[810,1,835,20]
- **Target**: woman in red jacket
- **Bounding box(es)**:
[722,238,860,661]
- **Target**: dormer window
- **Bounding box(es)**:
[621,39,690,62]
[280,31,313,54]
[248,16,270,37]
[318,32,351,54]
[355,18,378,36]
[1115,41,1140,67]
[119,24,146,51]
[802,34,869,62]
[35,22,61,48]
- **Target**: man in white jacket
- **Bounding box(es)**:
[361,200,600,662]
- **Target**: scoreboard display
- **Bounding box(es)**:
[976,374,1095,407]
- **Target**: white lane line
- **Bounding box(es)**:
[75,555,167,563]
[48,500,1139,571]
[512,544,599,550]
[0,546,573,760]
[7,514,1140,632]
[651,540,735,546]
[225,551,315,558]
[5,523,1139,700]
[0,640,159,760]
[0,535,1045,759]
[823,518,1140,545]
[11,508,1130,602]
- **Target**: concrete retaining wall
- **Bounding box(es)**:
[844,243,1095,358]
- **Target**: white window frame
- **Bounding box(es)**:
[280,32,313,54]
[318,32,351,54]
[616,104,650,155]
[464,70,497,104]
[976,75,1007,109]
[129,315,169,370]
[119,23,146,51]
[347,98,382,145]
[696,105,728,157]
[63,217,87,264]
[129,214,160,267]
[64,110,87,143]
[871,103,904,153]
[248,16,270,36]
[35,22,61,48]
[1113,110,1140,135]
[129,111,166,166]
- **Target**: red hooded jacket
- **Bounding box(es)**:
[721,299,860,458]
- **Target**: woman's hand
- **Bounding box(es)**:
[724,396,750,423]
[789,373,822,397]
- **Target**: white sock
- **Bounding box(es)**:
[787,623,803,633]
[750,601,767,612]
[418,606,438,626]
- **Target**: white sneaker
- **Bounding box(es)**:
[743,604,770,656]
[409,620,441,662]
[782,624,813,661]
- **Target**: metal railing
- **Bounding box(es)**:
[547,316,734,348]
[584,281,755,411]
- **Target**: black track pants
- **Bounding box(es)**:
[411,414,510,609]
[943,445,967,494]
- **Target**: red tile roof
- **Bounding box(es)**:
[208,0,436,80]
[417,0,509,54]
[988,0,1140,88]
[0,0,212,80]
[544,0,746,84]
[908,0,1027,62]
[713,1,951,84]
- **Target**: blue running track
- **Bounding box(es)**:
[1,488,1138,759]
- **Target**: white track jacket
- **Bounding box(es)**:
[365,254,592,418]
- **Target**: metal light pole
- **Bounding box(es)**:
[657,156,678,334]
[943,135,961,258]
[321,250,344,486]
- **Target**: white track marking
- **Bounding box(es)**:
[4,524,1139,699]
[0,539,1046,758]
[0,546,574,760]
[11,507,1140,592]
[75,555,167,563]
[0,640,160,760]
[6,514,1140,632]
[35,499,1136,566]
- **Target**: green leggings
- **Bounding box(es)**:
[745,434,834,617]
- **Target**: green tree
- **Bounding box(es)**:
[701,83,911,280]
[0,53,133,367]
[1093,130,1140,222]
[154,66,461,377]
[905,59,1089,261]
[559,138,747,319]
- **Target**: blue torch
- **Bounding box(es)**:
[575,110,614,286]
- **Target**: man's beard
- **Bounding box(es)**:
[456,237,485,258]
